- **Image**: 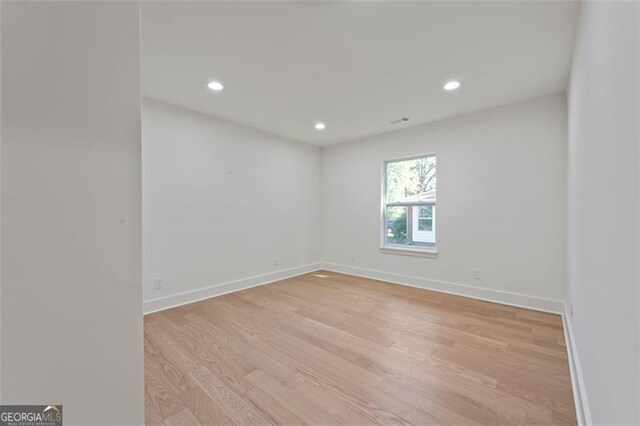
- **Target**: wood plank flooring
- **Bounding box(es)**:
[145,271,576,425]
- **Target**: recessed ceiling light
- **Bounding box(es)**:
[315,122,326,130]
[443,80,461,91]
[207,81,224,91]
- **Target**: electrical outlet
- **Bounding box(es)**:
[351,254,356,262]
[154,277,163,290]
[473,269,481,280]
[273,257,280,267]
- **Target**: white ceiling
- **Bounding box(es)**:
[142,2,578,146]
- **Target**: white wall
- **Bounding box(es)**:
[0,0,3,405]
[1,2,144,424]
[322,95,567,308]
[142,99,321,305]
[567,1,640,423]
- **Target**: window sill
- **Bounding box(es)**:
[379,245,439,258]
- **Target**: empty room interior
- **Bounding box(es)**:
[1,1,639,425]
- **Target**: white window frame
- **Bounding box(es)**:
[380,153,438,258]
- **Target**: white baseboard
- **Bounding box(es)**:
[144,261,565,316]
[321,262,565,314]
[143,262,323,315]
[143,262,564,315]
[562,303,592,425]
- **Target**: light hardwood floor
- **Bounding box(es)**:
[145,271,576,425]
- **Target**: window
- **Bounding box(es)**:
[417,206,433,231]
[382,154,437,254]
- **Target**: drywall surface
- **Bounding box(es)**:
[567,1,640,423]
[322,95,567,304]
[1,2,143,424]
[142,99,322,303]
[0,0,3,405]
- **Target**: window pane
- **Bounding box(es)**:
[385,206,408,244]
[383,155,436,249]
[418,218,432,231]
[385,156,436,203]
[385,205,435,247]
[418,205,433,219]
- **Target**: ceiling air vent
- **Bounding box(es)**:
[389,117,409,125]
